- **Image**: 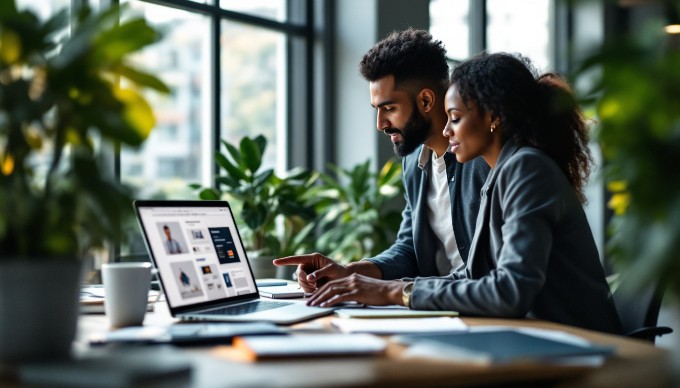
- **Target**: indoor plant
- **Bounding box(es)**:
[311,159,404,263]
[574,20,680,297]
[0,1,168,363]
[193,134,318,278]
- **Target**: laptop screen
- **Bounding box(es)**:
[135,201,258,309]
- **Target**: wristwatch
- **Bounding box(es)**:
[402,282,414,308]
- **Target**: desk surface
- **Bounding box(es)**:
[67,301,677,388]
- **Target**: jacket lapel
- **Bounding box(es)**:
[464,140,522,278]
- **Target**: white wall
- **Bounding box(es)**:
[334,0,379,170]
[333,0,430,171]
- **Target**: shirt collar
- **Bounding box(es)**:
[417,146,432,170]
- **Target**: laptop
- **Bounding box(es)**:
[133,200,333,325]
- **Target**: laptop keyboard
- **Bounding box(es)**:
[198,300,293,316]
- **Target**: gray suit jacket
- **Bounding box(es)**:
[411,140,622,334]
[366,145,490,279]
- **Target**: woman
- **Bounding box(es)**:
[432,52,621,333]
[307,53,621,334]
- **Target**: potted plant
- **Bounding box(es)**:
[0,1,168,363]
[311,159,404,263]
[192,134,318,278]
[574,20,680,298]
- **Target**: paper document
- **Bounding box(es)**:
[331,317,467,334]
[233,333,387,360]
[335,308,458,319]
[258,285,304,299]
[89,322,285,346]
[80,285,160,314]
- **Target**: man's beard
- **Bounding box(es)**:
[385,105,430,157]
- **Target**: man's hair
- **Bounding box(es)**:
[359,28,449,97]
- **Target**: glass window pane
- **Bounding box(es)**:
[120,1,211,200]
[220,20,286,172]
[487,0,552,71]
[220,0,286,22]
[430,0,469,61]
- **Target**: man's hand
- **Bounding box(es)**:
[273,253,352,292]
[305,274,405,307]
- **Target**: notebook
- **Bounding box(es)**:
[395,329,615,364]
[134,200,332,325]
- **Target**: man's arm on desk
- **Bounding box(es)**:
[273,253,383,292]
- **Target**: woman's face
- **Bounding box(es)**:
[443,84,495,164]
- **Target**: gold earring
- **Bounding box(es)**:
[490,124,495,133]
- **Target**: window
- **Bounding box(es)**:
[220,20,285,172]
[120,1,210,200]
[220,0,286,22]
[486,0,551,71]
[115,0,299,200]
[429,0,469,62]
[430,0,553,70]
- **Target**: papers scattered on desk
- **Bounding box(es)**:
[331,317,467,334]
[89,322,285,346]
[80,285,160,314]
[233,333,387,360]
[396,327,615,365]
[335,307,458,319]
[258,284,304,299]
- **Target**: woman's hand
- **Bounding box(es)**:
[306,274,406,307]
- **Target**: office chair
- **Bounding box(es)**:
[610,274,674,343]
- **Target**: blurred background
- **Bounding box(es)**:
[20,0,679,350]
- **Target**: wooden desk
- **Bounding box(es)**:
[67,302,677,388]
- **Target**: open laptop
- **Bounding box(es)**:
[133,200,333,325]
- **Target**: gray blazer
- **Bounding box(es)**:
[411,140,622,334]
[366,145,490,279]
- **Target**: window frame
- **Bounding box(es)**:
[85,0,320,262]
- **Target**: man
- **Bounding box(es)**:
[163,225,183,254]
[274,29,489,305]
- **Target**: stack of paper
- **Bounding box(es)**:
[80,285,160,314]
[233,333,387,360]
[331,317,467,334]
[334,308,458,319]
[258,285,304,299]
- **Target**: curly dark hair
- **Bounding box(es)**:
[359,28,449,98]
[450,52,592,203]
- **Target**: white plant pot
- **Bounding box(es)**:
[0,259,82,364]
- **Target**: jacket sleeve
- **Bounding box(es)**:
[410,152,561,316]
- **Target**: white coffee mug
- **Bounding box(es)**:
[102,262,153,327]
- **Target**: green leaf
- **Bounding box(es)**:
[0,0,17,18]
[92,18,159,64]
[222,140,241,164]
[216,153,247,181]
[115,65,171,94]
[240,136,262,173]
[253,134,267,155]
[199,188,221,200]
[253,169,274,188]
[216,175,239,188]
[242,203,267,230]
